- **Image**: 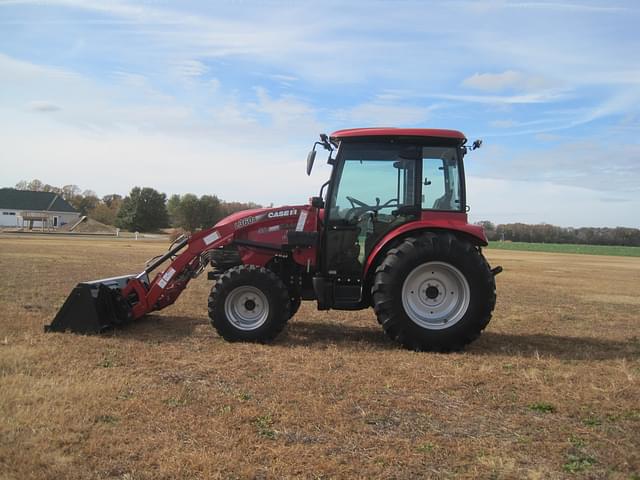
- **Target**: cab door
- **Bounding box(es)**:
[322,141,420,305]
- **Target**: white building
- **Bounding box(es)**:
[0,188,80,229]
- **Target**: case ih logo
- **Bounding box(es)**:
[267,209,298,219]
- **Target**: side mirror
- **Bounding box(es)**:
[310,196,324,208]
[306,150,316,176]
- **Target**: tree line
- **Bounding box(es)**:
[13,179,260,232]
[13,180,639,244]
[476,221,640,247]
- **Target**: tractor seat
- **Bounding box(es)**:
[433,193,453,210]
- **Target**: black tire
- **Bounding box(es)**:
[372,232,496,352]
[208,265,290,342]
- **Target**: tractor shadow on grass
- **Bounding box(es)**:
[277,320,397,350]
[280,320,639,360]
[109,315,639,361]
[470,331,640,361]
[113,314,208,342]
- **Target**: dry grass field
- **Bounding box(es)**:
[1,236,638,479]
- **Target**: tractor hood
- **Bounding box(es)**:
[213,205,309,232]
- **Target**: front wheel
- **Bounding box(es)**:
[208,265,290,342]
[372,232,496,352]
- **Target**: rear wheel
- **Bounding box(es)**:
[372,232,496,352]
[208,265,290,342]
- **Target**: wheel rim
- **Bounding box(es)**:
[401,261,470,330]
[224,286,269,331]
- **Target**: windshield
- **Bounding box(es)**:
[329,142,417,221]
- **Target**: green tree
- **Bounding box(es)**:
[97,194,123,225]
[70,190,99,215]
[14,180,28,190]
[61,184,81,201]
[102,194,122,208]
[220,201,261,217]
[27,179,44,191]
[198,194,222,228]
[89,203,117,225]
[89,195,123,226]
[176,193,201,231]
[115,187,168,232]
[167,194,182,227]
[167,194,223,231]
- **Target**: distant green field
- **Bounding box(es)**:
[487,241,640,257]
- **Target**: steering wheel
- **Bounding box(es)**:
[343,196,400,223]
[378,198,399,210]
[346,195,370,209]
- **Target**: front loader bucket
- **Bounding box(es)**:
[45,276,136,334]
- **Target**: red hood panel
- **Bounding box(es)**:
[214,205,308,231]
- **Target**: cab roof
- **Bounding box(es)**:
[330,127,466,142]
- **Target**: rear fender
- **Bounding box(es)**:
[363,220,488,278]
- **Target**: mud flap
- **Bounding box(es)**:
[45,279,134,334]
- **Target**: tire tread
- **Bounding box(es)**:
[371,232,496,352]
[208,265,290,343]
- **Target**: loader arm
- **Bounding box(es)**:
[123,202,318,320]
[122,226,234,320]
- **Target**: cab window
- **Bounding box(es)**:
[422,147,462,211]
[329,143,417,221]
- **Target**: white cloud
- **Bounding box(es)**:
[334,101,434,126]
[209,77,221,91]
[0,52,77,82]
[374,91,407,102]
[172,59,208,78]
[462,70,551,92]
[535,133,563,142]
[252,87,321,134]
[0,53,325,205]
[113,71,148,89]
[471,141,640,193]
[27,101,61,112]
[482,90,640,137]
[489,119,517,128]
[500,2,628,13]
[0,115,324,206]
[467,177,639,228]
[426,90,566,105]
[269,74,298,83]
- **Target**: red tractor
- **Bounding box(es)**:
[47,128,501,351]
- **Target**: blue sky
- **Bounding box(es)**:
[1,0,638,227]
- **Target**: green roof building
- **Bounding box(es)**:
[0,188,80,229]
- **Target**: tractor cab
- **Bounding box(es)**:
[308,128,476,309]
